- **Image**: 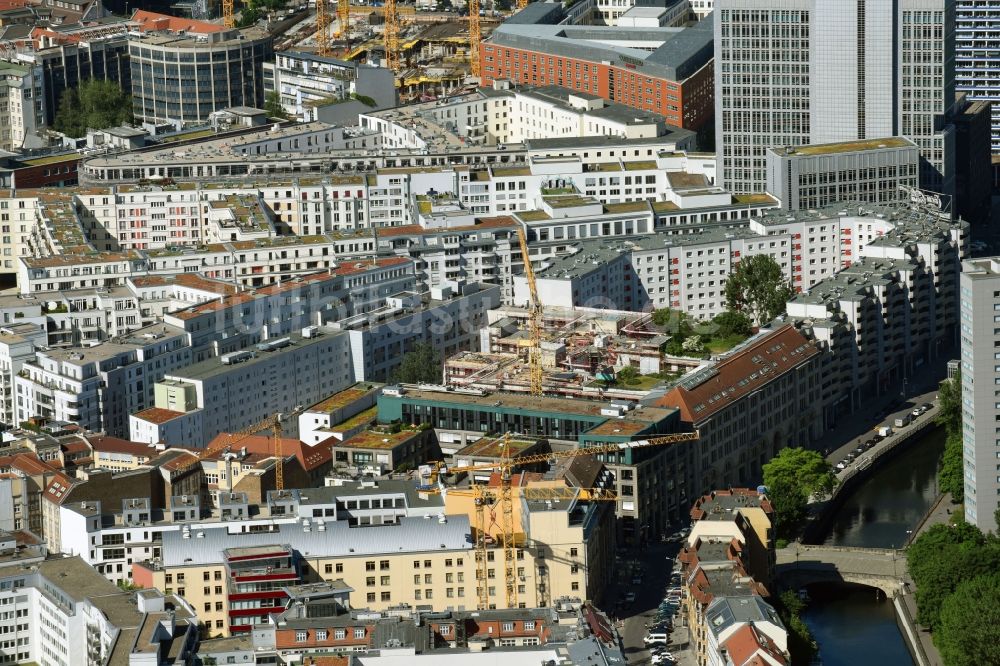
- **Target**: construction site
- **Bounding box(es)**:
[269,0,507,101]
[443,305,706,398]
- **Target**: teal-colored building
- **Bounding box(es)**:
[378,386,694,544]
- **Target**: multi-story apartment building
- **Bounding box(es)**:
[137,327,354,447]
[517,201,964,321]
[958,257,1000,531]
[0,323,44,425]
[0,552,198,666]
[716,0,956,195]
[14,322,192,437]
[0,62,45,152]
[766,137,921,211]
[786,207,964,420]
[479,18,714,131]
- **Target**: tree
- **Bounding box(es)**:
[938,430,964,502]
[712,310,753,338]
[724,254,794,326]
[391,342,440,384]
[906,521,1000,631]
[937,573,1000,666]
[681,335,704,353]
[762,447,837,539]
[616,365,639,385]
[935,373,964,502]
[936,373,962,432]
[652,307,685,331]
[53,79,133,139]
[264,90,288,120]
[775,590,818,665]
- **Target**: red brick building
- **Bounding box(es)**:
[479,20,714,131]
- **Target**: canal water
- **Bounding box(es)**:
[801,426,946,666]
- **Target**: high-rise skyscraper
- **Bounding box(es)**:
[715,0,956,195]
[955,0,1000,153]
[959,257,1000,532]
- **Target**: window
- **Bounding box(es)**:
[381,576,391,585]
[336,563,343,573]
[367,593,376,603]
[325,564,333,574]
[570,548,578,557]
[440,624,452,635]
[296,631,308,642]
[335,629,346,640]
[354,628,366,639]
[366,577,376,587]
[316,630,328,641]
[502,622,514,632]
[524,621,535,631]
[366,561,376,571]
[381,591,391,601]
[380,560,390,570]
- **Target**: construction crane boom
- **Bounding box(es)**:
[316,0,330,56]
[469,0,481,77]
[177,407,307,491]
[516,228,543,396]
[223,0,235,28]
[421,430,699,609]
[516,0,528,9]
[384,0,400,72]
[421,431,700,486]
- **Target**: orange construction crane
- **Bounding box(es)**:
[316,0,331,56]
[336,0,350,40]
[223,0,235,28]
[178,407,306,491]
[516,228,543,396]
[469,0,481,77]
[516,0,528,10]
[420,430,700,609]
[384,0,400,71]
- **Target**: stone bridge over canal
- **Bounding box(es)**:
[775,544,908,596]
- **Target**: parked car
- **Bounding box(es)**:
[625,592,636,603]
[645,631,670,644]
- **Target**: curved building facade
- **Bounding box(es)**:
[129,27,273,126]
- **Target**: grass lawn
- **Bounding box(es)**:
[703,334,749,354]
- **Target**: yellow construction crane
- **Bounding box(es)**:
[316,0,330,56]
[179,407,306,491]
[469,0,481,77]
[223,0,235,28]
[516,228,543,396]
[420,430,700,609]
[336,0,350,40]
[516,0,528,10]
[384,0,401,72]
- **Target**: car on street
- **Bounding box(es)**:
[625,592,636,603]
[645,631,670,643]
[631,576,642,585]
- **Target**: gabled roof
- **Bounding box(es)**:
[658,325,818,423]
[88,436,158,457]
[203,434,333,472]
[723,623,788,666]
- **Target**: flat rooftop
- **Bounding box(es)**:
[779,136,915,157]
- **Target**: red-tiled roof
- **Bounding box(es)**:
[658,325,818,423]
[130,9,225,33]
[88,436,158,457]
[203,434,332,472]
[61,440,91,454]
[724,624,788,666]
[0,452,58,476]
[133,407,186,425]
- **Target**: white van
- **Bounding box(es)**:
[644,631,669,644]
